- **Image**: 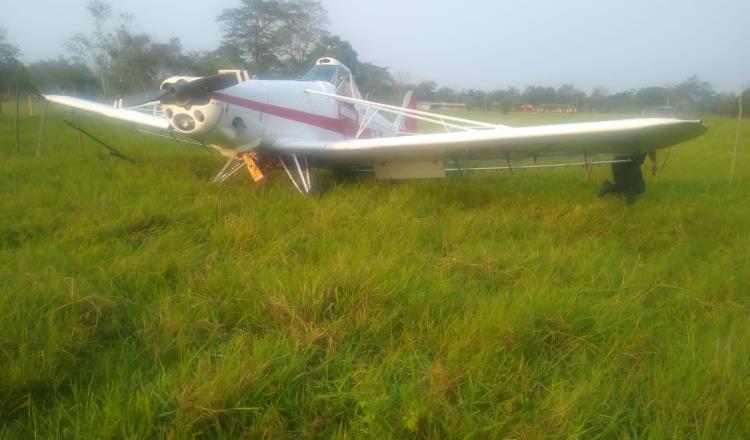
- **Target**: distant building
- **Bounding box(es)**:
[537,103,577,113]
[418,102,468,111]
[519,103,536,112]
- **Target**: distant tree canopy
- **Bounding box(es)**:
[218,0,328,77]
[309,35,359,74]
[27,58,98,96]
[216,0,398,99]
[42,0,397,99]
[0,27,19,65]
[66,0,120,96]
[65,1,199,96]
[6,1,748,115]
[406,75,747,117]
[107,34,194,93]
[0,26,33,94]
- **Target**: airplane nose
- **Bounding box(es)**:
[173,113,196,132]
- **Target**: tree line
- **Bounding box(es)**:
[1,0,747,116]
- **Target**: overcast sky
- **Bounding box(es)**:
[4,0,749,92]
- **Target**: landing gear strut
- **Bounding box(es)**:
[213,156,245,183]
[279,154,313,194]
[212,153,266,184]
[212,152,313,195]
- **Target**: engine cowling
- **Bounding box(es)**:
[156,76,221,138]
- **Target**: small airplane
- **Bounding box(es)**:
[45,57,707,194]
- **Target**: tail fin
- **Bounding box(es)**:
[394,90,418,134]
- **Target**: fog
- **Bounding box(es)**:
[4,0,749,92]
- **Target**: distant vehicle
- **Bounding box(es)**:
[45,58,706,194]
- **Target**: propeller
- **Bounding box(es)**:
[116,72,241,109]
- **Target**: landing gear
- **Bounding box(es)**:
[213,156,246,183]
[213,153,266,184]
[212,152,314,195]
[597,154,646,202]
[241,154,266,183]
[278,154,313,195]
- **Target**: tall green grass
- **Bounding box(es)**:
[1,108,749,438]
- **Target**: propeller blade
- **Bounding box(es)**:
[193,72,241,93]
[115,72,241,109]
[161,73,240,106]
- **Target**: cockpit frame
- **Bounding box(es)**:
[301,57,362,99]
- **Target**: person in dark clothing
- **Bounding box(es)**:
[597,151,656,201]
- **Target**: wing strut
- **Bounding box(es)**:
[305,88,508,132]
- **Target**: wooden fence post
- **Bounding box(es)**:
[730,96,743,186]
[72,82,84,152]
[36,101,49,157]
[15,86,21,153]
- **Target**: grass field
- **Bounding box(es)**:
[1,106,749,438]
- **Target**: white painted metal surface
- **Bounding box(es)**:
[44,95,170,130]
[44,58,708,192]
[273,118,707,164]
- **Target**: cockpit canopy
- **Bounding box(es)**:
[301,58,361,99]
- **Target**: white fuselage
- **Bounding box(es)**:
[161,80,398,156]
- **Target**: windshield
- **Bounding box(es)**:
[301,65,338,84]
[301,62,361,99]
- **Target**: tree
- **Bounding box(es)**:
[672,75,714,114]
[603,90,636,113]
[710,92,743,116]
[66,1,201,96]
[355,62,394,100]
[455,88,485,109]
[556,84,586,107]
[0,27,19,64]
[0,27,22,94]
[436,86,457,103]
[588,87,609,113]
[277,0,327,74]
[107,33,194,93]
[414,81,437,102]
[27,58,98,97]
[522,86,556,105]
[218,0,328,77]
[489,87,520,113]
[66,0,129,96]
[186,46,246,77]
[635,87,669,109]
[310,34,359,73]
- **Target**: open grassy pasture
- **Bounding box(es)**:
[1,106,749,438]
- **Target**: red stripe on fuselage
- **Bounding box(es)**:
[212,92,346,135]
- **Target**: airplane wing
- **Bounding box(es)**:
[268,118,707,165]
[44,95,171,130]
